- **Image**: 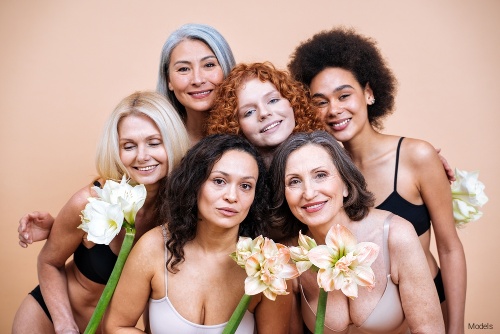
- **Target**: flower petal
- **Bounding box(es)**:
[325,224,357,257]
[308,245,335,269]
[245,276,268,296]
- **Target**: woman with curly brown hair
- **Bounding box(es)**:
[103,134,293,333]
[206,62,324,167]
[289,27,466,333]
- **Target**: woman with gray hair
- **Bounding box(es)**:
[17,23,236,254]
[157,23,235,145]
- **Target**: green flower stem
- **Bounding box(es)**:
[84,225,136,334]
[314,288,328,334]
[222,294,253,334]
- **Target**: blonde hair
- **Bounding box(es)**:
[95,91,190,181]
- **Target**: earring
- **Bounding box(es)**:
[368,98,375,105]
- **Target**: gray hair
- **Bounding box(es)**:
[156,23,236,121]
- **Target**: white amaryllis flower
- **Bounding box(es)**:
[307,224,379,299]
[79,198,124,245]
[451,168,488,228]
[92,175,147,225]
[289,231,317,274]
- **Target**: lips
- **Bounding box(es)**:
[134,165,158,173]
[217,207,238,217]
[188,90,212,99]
[261,120,282,133]
[302,201,326,213]
[328,118,351,131]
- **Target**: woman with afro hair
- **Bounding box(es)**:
[289,27,466,333]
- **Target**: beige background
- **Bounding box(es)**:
[1,0,499,332]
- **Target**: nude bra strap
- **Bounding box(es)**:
[383,213,394,276]
[393,137,405,191]
[161,224,169,294]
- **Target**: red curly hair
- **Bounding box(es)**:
[206,62,323,137]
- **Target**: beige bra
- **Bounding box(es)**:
[300,214,409,334]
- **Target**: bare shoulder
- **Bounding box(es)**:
[385,213,420,250]
[52,182,98,229]
[400,137,440,164]
[63,182,98,212]
[134,225,165,252]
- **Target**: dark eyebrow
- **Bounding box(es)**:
[211,170,257,182]
[312,84,354,98]
[173,55,217,67]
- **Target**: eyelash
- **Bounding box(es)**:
[213,178,253,191]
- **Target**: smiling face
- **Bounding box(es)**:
[284,144,348,233]
[118,114,168,186]
[167,39,224,115]
[236,78,295,149]
[197,149,259,231]
[310,67,374,143]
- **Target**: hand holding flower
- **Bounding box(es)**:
[79,176,146,334]
[224,236,299,334]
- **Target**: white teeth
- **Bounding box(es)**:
[262,121,281,132]
[137,166,155,171]
[306,203,323,209]
[191,91,210,97]
[333,119,350,128]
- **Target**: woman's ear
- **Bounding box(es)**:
[365,83,375,105]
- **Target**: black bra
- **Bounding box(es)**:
[376,137,431,236]
[73,180,118,284]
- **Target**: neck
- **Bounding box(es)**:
[257,146,277,169]
[193,221,240,254]
[342,126,383,165]
[307,211,351,245]
[185,109,209,146]
[143,183,160,209]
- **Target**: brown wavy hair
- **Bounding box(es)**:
[206,62,323,136]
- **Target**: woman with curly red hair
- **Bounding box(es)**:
[207,62,323,167]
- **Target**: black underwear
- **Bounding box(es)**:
[29,285,52,322]
[434,268,446,303]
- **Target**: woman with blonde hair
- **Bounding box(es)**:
[12,91,189,333]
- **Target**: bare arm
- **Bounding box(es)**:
[390,216,445,333]
[37,187,90,333]
[417,142,466,334]
[103,228,161,333]
[254,282,294,333]
[435,147,456,183]
[289,278,304,334]
[18,211,54,248]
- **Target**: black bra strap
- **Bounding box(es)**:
[393,137,405,191]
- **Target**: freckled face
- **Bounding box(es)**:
[284,144,348,230]
[237,78,295,149]
[197,150,259,231]
[118,114,168,185]
[167,39,224,114]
